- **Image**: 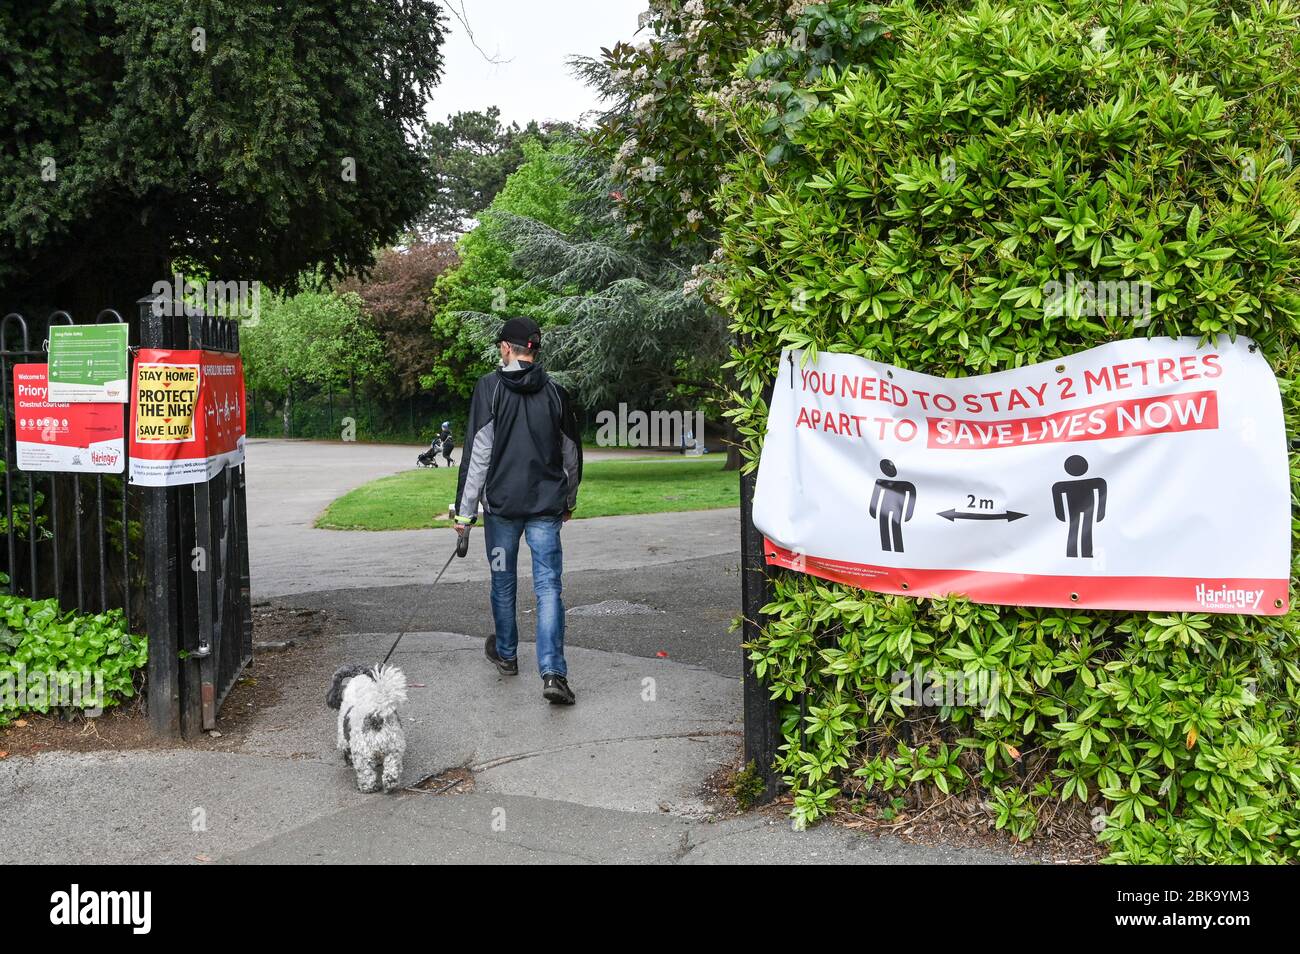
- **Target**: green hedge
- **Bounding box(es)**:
[719,0,1300,862]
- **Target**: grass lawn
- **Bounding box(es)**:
[316,457,739,530]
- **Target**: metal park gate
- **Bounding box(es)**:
[0,295,251,738]
[138,295,252,736]
[740,461,782,802]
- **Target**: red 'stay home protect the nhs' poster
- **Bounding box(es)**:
[128,349,245,487]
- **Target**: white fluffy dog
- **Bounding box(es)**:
[326,664,408,793]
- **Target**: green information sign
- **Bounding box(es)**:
[47,324,130,403]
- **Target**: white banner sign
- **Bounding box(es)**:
[753,337,1291,615]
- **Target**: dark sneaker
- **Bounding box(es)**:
[485,634,518,675]
[542,674,575,705]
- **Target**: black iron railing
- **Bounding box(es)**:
[0,308,136,627]
[0,296,252,737]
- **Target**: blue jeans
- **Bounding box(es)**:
[483,514,567,678]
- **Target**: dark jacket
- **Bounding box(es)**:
[455,362,582,521]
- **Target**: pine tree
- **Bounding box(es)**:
[463,144,740,466]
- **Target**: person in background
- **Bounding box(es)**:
[438,420,454,467]
[454,317,583,705]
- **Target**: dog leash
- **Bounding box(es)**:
[380,529,471,666]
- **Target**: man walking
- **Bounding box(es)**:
[454,317,583,705]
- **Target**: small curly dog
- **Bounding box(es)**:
[326,664,408,793]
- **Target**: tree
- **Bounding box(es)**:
[426,138,579,398]
[242,290,383,436]
[487,146,735,462]
[0,1,447,317]
[582,0,886,247]
[579,0,790,247]
[434,129,741,464]
[337,243,459,399]
[418,109,576,238]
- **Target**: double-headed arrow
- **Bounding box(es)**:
[938,508,1027,522]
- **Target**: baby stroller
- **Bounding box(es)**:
[417,423,455,468]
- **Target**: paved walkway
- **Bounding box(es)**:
[245,439,738,597]
[0,440,1015,864]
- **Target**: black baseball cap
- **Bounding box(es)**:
[496,317,541,351]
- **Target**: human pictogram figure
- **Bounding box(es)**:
[870,459,916,553]
[1052,455,1107,558]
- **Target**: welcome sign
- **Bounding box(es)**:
[12,364,125,474]
[753,337,1291,615]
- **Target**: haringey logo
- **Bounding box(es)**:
[1195,583,1264,611]
[89,448,120,467]
[49,885,151,934]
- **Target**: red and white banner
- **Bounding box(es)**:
[12,364,125,473]
[128,349,246,487]
[753,337,1291,615]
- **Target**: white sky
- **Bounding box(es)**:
[426,0,649,128]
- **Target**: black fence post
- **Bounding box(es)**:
[139,295,182,737]
[740,464,782,801]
